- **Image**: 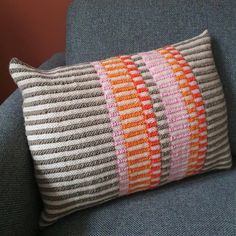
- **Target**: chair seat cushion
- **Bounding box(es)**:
[40,166,236,236]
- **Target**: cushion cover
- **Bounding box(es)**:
[9,31,231,226]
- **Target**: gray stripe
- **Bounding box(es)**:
[207,121,227,135]
[10,63,94,76]
[185,57,213,68]
[207,106,226,117]
[207,112,227,126]
[157,114,169,122]
[203,149,231,163]
[193,66,217,77]
[39,173,117,192]
[37,164,117,184]
[202,162,232,173]
[173,32,209,47]
[186,55,213,63]
[10,58,93,74]
[133,55,171,185]
[204,89,223,101]
[24,91,104,107]
[194,72,218,84]
[208,125,227,140]
[174,37,210,51]
[208,133,228,148]
[26,117,110,134]
[29,127,113,145]
[36,154,116,175]
[180,44,211,57]
[31,137,114,156]
[202,153,231,169]
[20,81,102,93]
[35,146,115,165]
[23,85,102,98]
[184,51,213,63]
[42,182,119,201]
[41,194,117,221]
[207,157,232,167]
[24,101,107,116]
[13,69,98,83]
[205,97,225,108]
[206,141,229,156]
[190,61,214,70]
[44,189,118,210]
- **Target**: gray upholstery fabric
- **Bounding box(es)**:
[41,165,236,236]
[0,53,65,236]
[66,0,236,155]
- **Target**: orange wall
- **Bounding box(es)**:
[0,0,72,104]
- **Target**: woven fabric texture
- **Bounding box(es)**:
[9,31,232,226]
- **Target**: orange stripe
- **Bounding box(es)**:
[162,46,207,174]
[124,129,146,139]
[108,71,127,78]
[127,147,149,157]
[118,103,140,112]
[122,120,144,129]
[159,47,200,176]
[128,164,150,174]
[113,86,134,93]
[129,173,150,181]
[111,78,131,85]
[105,65,125,71]
[121,56,161,190]
[128,156,150,166]
[120,111,143,120]
[115,93,137,102]
[125,138,147,148]
[102,57,151,194]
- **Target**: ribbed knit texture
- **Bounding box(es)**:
[9,30,232,226]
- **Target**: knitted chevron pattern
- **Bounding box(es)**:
[9,30,232,226]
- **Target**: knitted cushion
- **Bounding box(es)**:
[10,30,232,226]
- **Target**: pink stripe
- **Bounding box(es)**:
[92,62,129,196]
[140,51,190,181]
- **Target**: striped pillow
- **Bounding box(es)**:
[9,30,232,226]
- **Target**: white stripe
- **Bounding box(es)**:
[184,51,212,62]
[42,177,118,196]
[44,186,118,207]
[41,192,116,223]
[24,89,103,103]
[38,170,117,188]
[180,43,211,56]
[36,160,117,179]
[174,34,210,50]
[27,121,110,141]
[25,105,108,125]
[35,150,115,170]
[23,96,105,112]
[13,66,96,81]
[30,132,113,151]
[33,142,113,160]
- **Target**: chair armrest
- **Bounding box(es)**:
[0,52,65,236]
